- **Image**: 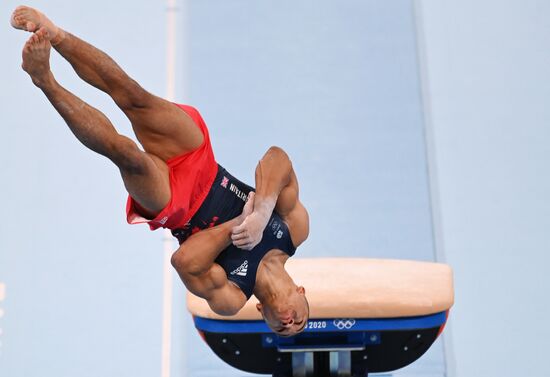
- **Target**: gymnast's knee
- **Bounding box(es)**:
[108,137,148,174]
[171,247,204,277]
[111,79,152,111]
[170,249,187,272]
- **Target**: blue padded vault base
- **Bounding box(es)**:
[192,311,449,376]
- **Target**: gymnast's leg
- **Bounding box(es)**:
[11,5,203,161]
[21,31,170,217]
[232,146,310,249]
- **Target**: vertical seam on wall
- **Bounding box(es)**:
[411,1,456,377]
[161,1,179,377]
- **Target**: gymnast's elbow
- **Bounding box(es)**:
[208,299,243,316]
[171,247,207,277]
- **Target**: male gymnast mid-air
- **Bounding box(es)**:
[11,5,310,336]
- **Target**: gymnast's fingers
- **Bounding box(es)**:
[233,237,250,246]
[239,243,254,251]
[233,242,252,250]
[233,238,253,249]
[243,192,255,213]
[231,232,249,241]
[232,223,246,235]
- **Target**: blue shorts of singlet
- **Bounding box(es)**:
[171,165,296,299]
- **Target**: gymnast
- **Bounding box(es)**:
[11,6,310,336]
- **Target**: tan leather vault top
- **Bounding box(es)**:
[187,258,454,320]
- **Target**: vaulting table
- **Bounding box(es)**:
[187,258,454,377]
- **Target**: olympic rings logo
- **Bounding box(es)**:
[333,319,356,330]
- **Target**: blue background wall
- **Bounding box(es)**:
[1,1,169,376]
[1,1,549,376]
[418,1,550,376]
[183,1,442,376]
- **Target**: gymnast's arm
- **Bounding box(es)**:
[170,195,254,315]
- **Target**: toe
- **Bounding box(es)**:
[18,7,32,18]
[26,21,36,32]
[39,33,48,46]
[11,15,22,28]
[12,6,29,21]
[38,28,49,40]
[23,42,32,54]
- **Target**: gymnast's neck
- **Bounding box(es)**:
[253,249,295,302]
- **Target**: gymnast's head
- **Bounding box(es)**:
[256,285,309,337]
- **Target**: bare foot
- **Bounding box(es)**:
[22,30,54,88]
[10,5,65,45]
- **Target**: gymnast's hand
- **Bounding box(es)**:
[235,192,255,225]
[231,192,269,250]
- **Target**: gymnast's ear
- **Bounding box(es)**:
[256,303,263,312]
[297,286,306,295]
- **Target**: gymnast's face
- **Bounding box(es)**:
[257,286,309,337]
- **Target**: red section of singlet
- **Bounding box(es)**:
[437,309,450,338]
[126,104,218,231]
[191,315,208,343]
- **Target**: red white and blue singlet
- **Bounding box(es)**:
[126,104,296,299]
